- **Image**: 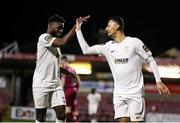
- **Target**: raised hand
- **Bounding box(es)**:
[78,15,90,23]
[76,15,90,31]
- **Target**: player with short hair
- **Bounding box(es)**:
[60,55,80,122]
[75,16,170,122]
[32,14,89,123]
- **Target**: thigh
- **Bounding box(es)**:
[88,104,98,115]
[128,97,145,121]
[33,88,50,108]
[114,100,129,119]
[65,89,77,106]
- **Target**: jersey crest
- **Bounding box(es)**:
[124,46,129,53]
[142,45,150,53]
[44,35,53,42]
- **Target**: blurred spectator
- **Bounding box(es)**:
[87,88,101,123]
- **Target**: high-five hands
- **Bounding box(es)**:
[76,15,90,31]
[78,15,90,22]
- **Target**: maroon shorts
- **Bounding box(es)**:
[65,88,78,107]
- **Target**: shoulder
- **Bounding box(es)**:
[127,36,143,45]
[106,40,114,45]
[67,66,76,73]
[127,36,140,41]
[97,40,114,46]
[39,33,52,42]
[103,40,115,47]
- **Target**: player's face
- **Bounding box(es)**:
[105,20,119,38]
[51,22,64,37]
[61,59,68,67]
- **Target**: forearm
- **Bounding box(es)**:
[76,74,80,87]
[76,30,90,54]
[62,25,76,44]
[76,30,98,54]
[147,57,161,82]
[60,77,65,89]
[51,25,76,47]
[60,67,74,76]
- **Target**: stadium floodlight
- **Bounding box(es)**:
[69,62,92,75]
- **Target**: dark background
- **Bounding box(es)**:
[1,0,179,56]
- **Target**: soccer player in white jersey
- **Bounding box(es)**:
[75,16,170,122]
[32,14,89,123]
[87,88,101,123]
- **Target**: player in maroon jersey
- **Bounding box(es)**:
[60,56,80,122]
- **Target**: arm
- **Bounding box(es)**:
[52,15,90,47]
[52,25,76,47]
[60,67,76,79]
[60,67,80,89]
[75,17,101,55]
[147,56,171,96]
[60,74,65,89]
[147,57,161,82]
[75,73,80,88]
[76,30,100,54]
[136,39,170,96]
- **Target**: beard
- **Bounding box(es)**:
[56,32,62,38]
[51,32,62,38]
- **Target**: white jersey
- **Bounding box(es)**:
[87,92,101,115]
[87,92,101,105]
[76,30,157,97]
[33,33,61,88]
[94,37,152,97]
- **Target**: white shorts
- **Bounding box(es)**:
[113,96,145,121]
[88,104,98,115]
[33,85,66,109]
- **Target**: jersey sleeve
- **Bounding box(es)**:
[76,30,106,55]
[92,44,107,55]
[148,57,161,82]
[136,38,161,82]
[135,38,152,61]
[39,34,56,47]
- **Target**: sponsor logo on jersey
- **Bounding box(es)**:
[114,58,129,64]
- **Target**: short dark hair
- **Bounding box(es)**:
[109,16,124,31]
[61,55,68,60]
[48,14,65,24]
[91,88,96,93]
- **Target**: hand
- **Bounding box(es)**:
[76,15,90,31]
[70,73,80,82]
[78,15,90,22]
[156,82,171,96]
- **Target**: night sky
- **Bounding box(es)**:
[1,1,179,56]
